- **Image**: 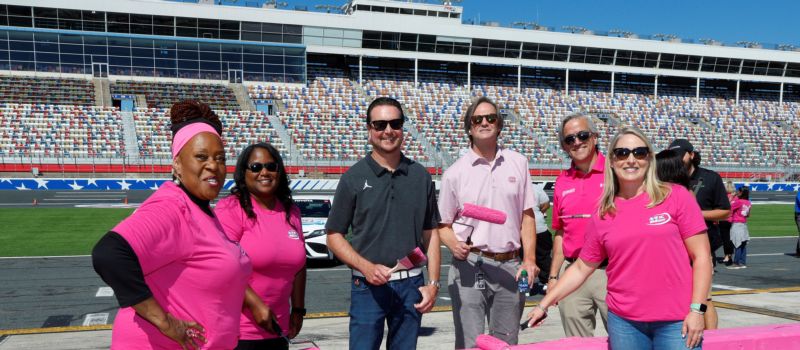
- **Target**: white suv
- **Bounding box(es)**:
[295,196,335,260]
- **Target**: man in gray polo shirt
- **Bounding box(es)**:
[326,97,441,350]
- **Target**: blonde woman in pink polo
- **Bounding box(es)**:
[527,127,712,350]
[92,101,252,349]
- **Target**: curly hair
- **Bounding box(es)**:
[230,143,294,225]
[168,100,222,135]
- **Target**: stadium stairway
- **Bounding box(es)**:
[266,113,300,157]
[92,78,112,107]
[119,111,140,164]
[502,108,562,160]
[230,84,256,111]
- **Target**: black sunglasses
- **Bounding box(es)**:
[247,162,278,173]
[563,130,593,145]
[470,113,499,125]
[613,147,650,161]
[369,119,404,131]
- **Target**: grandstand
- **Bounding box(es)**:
[0,0,799,179]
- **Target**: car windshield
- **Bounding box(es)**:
[296,199,331,218]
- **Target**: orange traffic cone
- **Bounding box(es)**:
[32,198,38,206]
[123,197,128,205]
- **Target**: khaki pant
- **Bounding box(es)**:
[557,260,609,337]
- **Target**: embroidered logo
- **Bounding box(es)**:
[561,188,576,197]
[288,229,300,240]
[648,213,672,226]
[508,176,517,183]
[363,180,373,190]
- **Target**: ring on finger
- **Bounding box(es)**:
[186,328,199,338]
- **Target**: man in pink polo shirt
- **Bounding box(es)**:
[548,113,609,337]
[439,96,538,349]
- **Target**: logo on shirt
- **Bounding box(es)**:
[363,180,373,190]
[288,229,300,240]
[508,176,517,183]
[648,213,672,226]
[561,188,576,197]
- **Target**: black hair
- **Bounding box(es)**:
[366,97,405,125]
[169,100,222,135]
[656,149,691,190]
[462,96,503,145]
[230,143,294,225]
[738,186,750,200]
[691,151,702,168]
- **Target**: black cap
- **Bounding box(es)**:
[668,139,694,156]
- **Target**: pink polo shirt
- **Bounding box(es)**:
[215,195,305,340]
[730,199,751,223]
[552,153,606,258]
[438,147,535,253]
[580,184,707,322]
[112,181,252,350]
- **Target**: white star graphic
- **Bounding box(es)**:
[149,183,160,190]
[15,182,29,190]
[1,178,12,183]
[117,180,131,190]
[33,178,49,189]
[68,181,84,190]
[87,179,98,186]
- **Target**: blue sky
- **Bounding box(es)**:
[274,0,798,47]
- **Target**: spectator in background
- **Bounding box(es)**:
[795,191,800,258]
[215,143,307,350]
[719,182,737,266]
[92,100,252,349]
[532,184,552,295]
[668,139,730,330]
[728,187,752,269]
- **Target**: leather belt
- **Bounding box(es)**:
[352,267,423,281]
[469,248,519,262]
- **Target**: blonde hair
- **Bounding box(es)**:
[725,181,735,194]
[598,126,671,218]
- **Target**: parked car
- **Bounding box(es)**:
[295,196,335,261]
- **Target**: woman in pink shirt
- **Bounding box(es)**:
[92,100,252,349]
[728,187,751,269]
[215,142,307,350]
[527,127,712,350]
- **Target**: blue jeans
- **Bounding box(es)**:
[349,274,423,350]
[734,241,747,265]
[608,311,702,350]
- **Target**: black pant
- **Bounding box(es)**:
[719,220,734,256]
[235,338,289,350]
[535,230,553,282]
[795,213,800,256]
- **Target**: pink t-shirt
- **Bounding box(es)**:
[215,195,305,340]
[580,184,707,322]
[730,199,751,223]
[111,181,252,350]
[438,147,535,253]
[552,153,606,258]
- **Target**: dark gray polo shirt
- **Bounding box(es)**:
[326,153,440,267]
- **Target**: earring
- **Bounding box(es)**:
[173,177,181,185]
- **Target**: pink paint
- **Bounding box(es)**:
[388,247,428,273]
[475,334,511,350]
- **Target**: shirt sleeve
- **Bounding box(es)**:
[551,179,564,231]
[579,218,606,263]
[326,177,355,234]
[423,177,440,230]
[112,197,193,275]
[215,196,246,242]
[437,170,460,224]
[672,185,708,239]
[92,231,152,307]
[712,173,731,210]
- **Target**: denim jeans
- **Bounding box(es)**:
[608,311,702,350]
[734,241,747,266]
[349,274,423,350]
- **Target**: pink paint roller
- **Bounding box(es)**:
[388,247,428,273]
[460,203,507,225]
[475,334,511,350]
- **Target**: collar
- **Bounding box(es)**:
[467,146,504,166]
[565,152,605,178]
[177,183,214,217]
[366,152,411,176]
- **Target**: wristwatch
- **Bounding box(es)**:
[690,303,707,314]
[291,307,307,316]
[427,280,441,288]
[548,276,559,281]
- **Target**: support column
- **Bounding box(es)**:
[779,82,784,104]
[610,71,615,96]
[517,65,522,93]
[358,55,363,84]
[736,80,740,105]
[467,62,471,92]
[565,69,569,95]
[654,75,658,98]
[696,77,700,101]
[414,58,418,87]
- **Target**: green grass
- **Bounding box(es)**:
[0,208,134,257]
[0,204,795,257]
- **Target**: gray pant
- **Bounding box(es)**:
[557,260,609,337]
[448,253,525,349]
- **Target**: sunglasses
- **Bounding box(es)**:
[563,130,593,145]
[247,162,278,173]
[613,147,650,161]
[470,114,499,125]
[369,119,404,131]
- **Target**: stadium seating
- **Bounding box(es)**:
[112,81,240,110]
[0,76,95,106]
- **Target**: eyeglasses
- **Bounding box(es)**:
[563,130,593,145]
[612,147,650,161]
[470,114,499,125]
[369,118,404,131]
[247,162,278,173]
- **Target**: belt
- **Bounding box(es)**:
[352,267,423,281]
[565,256,608,268]
[469,248,519,262]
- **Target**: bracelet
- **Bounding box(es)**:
[291,307,307,316]
[548,276,558,281]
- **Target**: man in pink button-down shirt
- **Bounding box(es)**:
[438,96,538,349]
[548,113,609,337]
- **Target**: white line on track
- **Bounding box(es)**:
[82,313,109,326]
[95,287,114,297]
[712,284,752,291]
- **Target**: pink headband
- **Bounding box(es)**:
[171,123,221,159]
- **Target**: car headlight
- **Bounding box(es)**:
[304,229,326,239]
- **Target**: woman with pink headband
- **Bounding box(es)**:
[92,100,252,349]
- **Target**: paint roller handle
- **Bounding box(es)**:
[520,307,548,330]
